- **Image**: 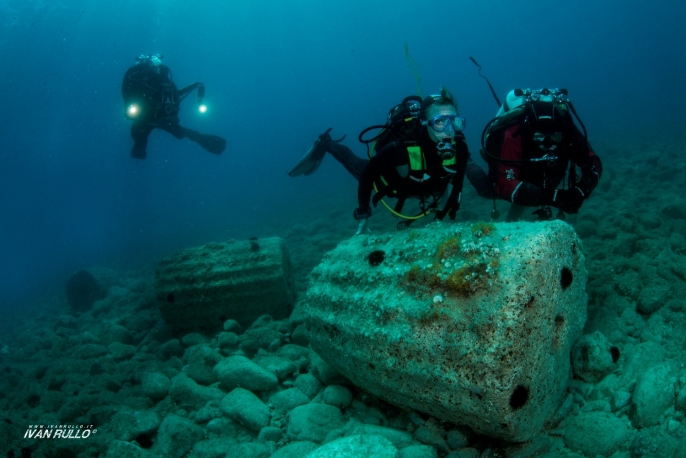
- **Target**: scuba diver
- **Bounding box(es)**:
[466,88,602,222]
[289,87,470,234]
[122,54,226,159]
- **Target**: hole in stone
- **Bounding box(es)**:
[509,385,529,410]
[610,346,620,363]
[555,315,565,326]
[368,250,385,267]
[26,394,40,408]
[166,293,175,303]
[560,267,573,290]
[135,433,154,449]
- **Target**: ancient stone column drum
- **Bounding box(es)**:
[304,221,586,441]
[156,237,295,331]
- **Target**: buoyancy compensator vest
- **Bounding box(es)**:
[480,88,588,167]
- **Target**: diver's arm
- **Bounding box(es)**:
[178,82,202,100]
[437,140,469,219]
[496,165,552,207]
[356,142,403,211]
[576,154,602,197]
[466,152,496,199]
[357,157,382,212]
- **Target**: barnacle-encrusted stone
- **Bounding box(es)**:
[304,221,587,441]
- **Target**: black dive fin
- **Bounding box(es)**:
[197,134,226,155]
[288,128,332,177]
[184,128,226,154]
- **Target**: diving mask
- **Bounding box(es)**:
[422,114,466,133]
[532,131,563,151]
[515,88,568,104]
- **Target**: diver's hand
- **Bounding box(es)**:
[355,219,370,236]
[553,188,584,214]
[532,207,553,221]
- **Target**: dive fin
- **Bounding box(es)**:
[288,128,333,177]
[184,128,226,155]
[197,134,226,155]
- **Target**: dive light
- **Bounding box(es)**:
[197,84,207,113]
[126,103,140,119]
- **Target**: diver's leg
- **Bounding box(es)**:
[179,126,226,155]
[159,118,186,139]
[327,142,369,181]
[160,120,226,155]
[130,123,153,159]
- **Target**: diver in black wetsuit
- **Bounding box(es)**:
[289,87,469,234]
[122,54,226,159]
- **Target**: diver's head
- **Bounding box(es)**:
[502,88,570,125]
[420,87,465,144]
[135,54,163,66]
[504,88,572,152]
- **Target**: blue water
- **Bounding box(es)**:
[1,0,685,310]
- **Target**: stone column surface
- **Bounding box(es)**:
[304,221,586,442]
[156,237,295,330]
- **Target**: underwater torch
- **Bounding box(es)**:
[197,84,207,114]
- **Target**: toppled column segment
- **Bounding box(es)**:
[156,237,295,331]
[304,221,587,442]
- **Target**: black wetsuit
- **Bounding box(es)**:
[122,62,225,159]
[327,130,469,217]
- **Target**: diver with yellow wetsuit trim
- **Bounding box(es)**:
[288,87,470,234]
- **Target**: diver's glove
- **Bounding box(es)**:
[532,206,553,221]
[353,206,372,220]
[552,187,585,214]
